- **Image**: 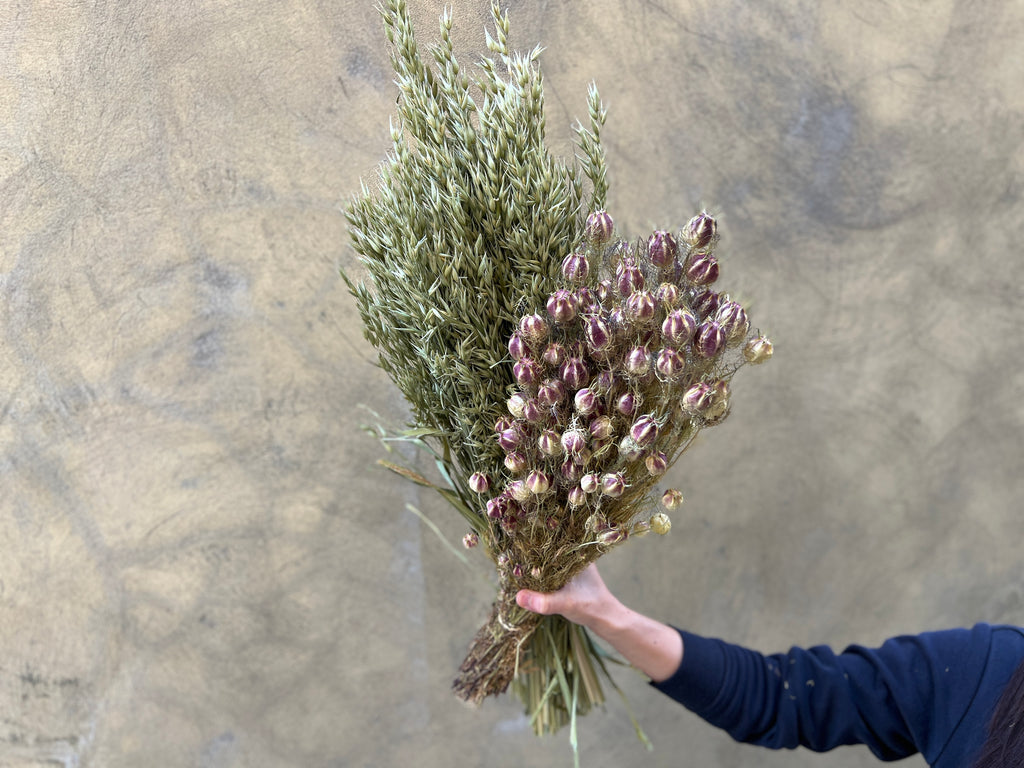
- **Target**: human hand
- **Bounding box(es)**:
[515,563,621,630]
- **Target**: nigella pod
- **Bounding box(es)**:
[537,378,565,407]
[574,387,597,415]
[616,261,645,298]
[542,341,565,367]
[507,392,527,418]
[509,479,532,502]
[648,230,678,268]
[630,415,659,447]
[685,252,719,286]
[526,470,551,495]
[462,532,479,549]
[521,398,544,423]
[693,289,720,319]
[656,347,686,379]
[600,472,626,498]
[513,357,542,386]
[469,472,490,494]
[597,526,627,546]
[595,369,616,393]
[504,451,527,473]
[572,446,593,466]
[560,458,581,482]
[560,356,589,390]
[567,485,587,507]
[585,210,614,245]
[685,211,717,249]
[626,290,657,324]
[537,429,561,456]
[706,380,731,422]
[546,289,578,324]
[498,427,522,451]
[585,315,612,352]
[580,473,600,493]
[597,279,614,305]
[561,251,590,284]
[659,311,690,344]
[662,488,685,509]
[519,313,548,345]
[650,512,672,535]
[486,495,508,519]
[618,436,643,462]
[716,300,749,343]
[656,282,680,307]
[681,381,714,415]
[695,321,725,358]
[743,335,774,364]
[645,451,668,476]
[577,286,601,315]
[512,563,524,579]
[560,428,587,455]
[625,345,651,376]
[589,415,614,440]
[494,416,513,433]
[616,391,637,416]
[508,332,528,360]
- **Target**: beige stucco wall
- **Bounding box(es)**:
[2,1,1023,766]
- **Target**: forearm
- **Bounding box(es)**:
[581,598,683,683]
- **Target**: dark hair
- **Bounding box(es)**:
[972,657,1024,768]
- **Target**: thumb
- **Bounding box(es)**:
[516,589,551,615]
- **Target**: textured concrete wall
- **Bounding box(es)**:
[2,1,1023,766]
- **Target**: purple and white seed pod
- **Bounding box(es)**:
[509,479,531,502]
[595,369,616,393]
[630,415,659,446]
[512,563,524,579]
[597,526,627,546]
[507,392,527,418]
[560,357,589,390]
[537,378,565,407]
[572,446,593,466]
[656,347,686,379]
[656,282,680,307]
[616,391,637,416]
[537,429,561,456]
[573,387,597,415]
[695,321,725,358]
[648,230,678,268]
[585,316,612,352]
[504,451,527,473]
[545,515,560,531]
[519,313,548,345]
[485,495,508,519]
[462,532,479,549]
[626,290,657,323]
[560,458,581,482]
[616,262,645,298]
[522,398,545,423]
[585,210,614,245]
[560,429,588,455]
[743,335,774,364]
[498,427,522,452]
[526,470,551,495]
[601,472,626,498]
[681,382,714,415]
[508,332,528,361]
[706,380,731,421]
[685,211,717,249]
[560,252,590,284]
[469,472,490,494]
[646,451,669,476]
[596,279,613,305]
[618,436,643,462]
[546,289,578,324]
[693,289,720,319]
[567,485,587,507]
[589,415,614,440]
[580,473,600,493]
[685,252,720,286]
[716,300,749,343]
[662,488,685,510]
[542,341,565,367]
[625,345,651,376]
[513,357,542,386]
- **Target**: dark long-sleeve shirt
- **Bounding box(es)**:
[652,623,1024,767]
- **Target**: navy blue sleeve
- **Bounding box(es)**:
[652,624,993,763]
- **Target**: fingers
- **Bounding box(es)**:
[516,589,551,615]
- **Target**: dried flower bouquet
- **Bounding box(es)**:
[344,0,772,748]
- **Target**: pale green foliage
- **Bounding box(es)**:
[344,0,608,493]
